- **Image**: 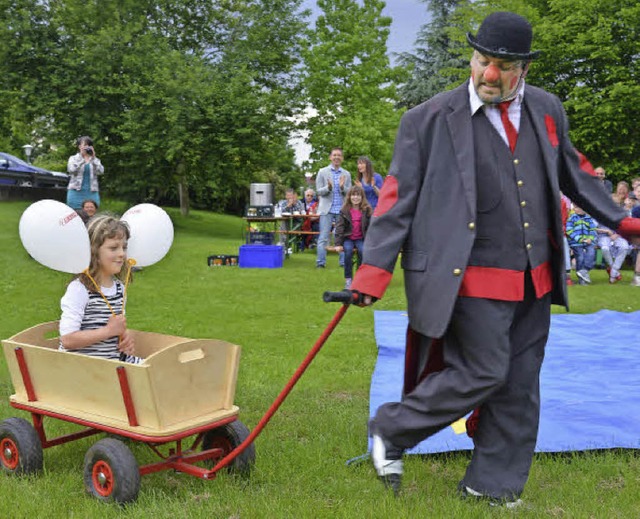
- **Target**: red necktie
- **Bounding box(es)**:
[498,101,518,153]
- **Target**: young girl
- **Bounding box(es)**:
[334,185,372,289]
[59,214,140,363]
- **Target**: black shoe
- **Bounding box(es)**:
[316,264,325,268]
[369,420,403,494]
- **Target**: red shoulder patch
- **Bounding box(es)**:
[373,175,398,217]
[544,114,559,148]
[576,149,596,176]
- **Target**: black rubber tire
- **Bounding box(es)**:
[83,438,140,504]
[202,420,256,475]
[0,417,43,475]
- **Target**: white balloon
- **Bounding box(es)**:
[121,204,174,267]
[19,200,90,274]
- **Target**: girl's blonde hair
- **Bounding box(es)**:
[76,214,131,291]
[342,185,372,215]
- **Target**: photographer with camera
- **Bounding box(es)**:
[66,135,103,210]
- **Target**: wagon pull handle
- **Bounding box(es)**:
[209,304,350,474]
[178,349,205,363]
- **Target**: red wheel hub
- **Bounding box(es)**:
[208,436,233,457]
[0,438,19,470]
[92,460,114,496]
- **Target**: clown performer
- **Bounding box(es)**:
[350,11,640,507]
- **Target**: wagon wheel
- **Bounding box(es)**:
[0,417,43,475]
[202,420,256,475]
[83,438,140,504]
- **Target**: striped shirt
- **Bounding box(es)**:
[59,278,141,363]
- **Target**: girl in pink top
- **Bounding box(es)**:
[335,185,372,289]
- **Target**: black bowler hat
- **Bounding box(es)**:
[467,12,541,60]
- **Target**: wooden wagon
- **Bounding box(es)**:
[0,321,255,503]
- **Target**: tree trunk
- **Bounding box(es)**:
[177,161,189,216]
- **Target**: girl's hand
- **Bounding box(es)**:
[106,314,127,337]
[334,246,344,252]
[118,330,136,356]
[354,180,362,187]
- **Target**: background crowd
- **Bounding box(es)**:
[564,167,640,286]
[272,154,640,291]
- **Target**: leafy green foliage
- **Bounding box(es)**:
[0,0,306,213]
[300,0,407,174]
[533,0,640,181]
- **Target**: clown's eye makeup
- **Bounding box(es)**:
[474,54,521,72]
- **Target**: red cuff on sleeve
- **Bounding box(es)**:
[350,264,393,299]
[616,217,640,238]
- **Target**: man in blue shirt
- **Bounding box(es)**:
[315,147,352,268]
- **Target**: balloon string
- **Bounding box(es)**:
[83,269,117,317]
[123,258,136,315]
[84,268,124,356]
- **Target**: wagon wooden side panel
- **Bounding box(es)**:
[144,338,240,429]
[2,322,241,437]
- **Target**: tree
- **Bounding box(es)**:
[397,0,468,108]
[300,0,406,174]
[0,0,64,157]
[0,0,307,213]
[533,0,640,180]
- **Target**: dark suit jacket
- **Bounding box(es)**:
[352,81,627,338]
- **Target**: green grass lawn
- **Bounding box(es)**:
[0,200,638,517]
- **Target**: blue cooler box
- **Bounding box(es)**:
[239,244,284,268]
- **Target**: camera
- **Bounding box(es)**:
[85,146,94,155]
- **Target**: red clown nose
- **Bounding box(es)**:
[484,63,501,83]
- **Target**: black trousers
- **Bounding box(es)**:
[373,274,551,499]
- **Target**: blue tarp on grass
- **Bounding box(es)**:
[370,309,640,454]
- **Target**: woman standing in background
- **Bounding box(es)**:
[355,156,383,210]
[67,136,103,210]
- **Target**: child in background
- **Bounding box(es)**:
[59,215,140,362]
[334,185,372,289]
[594,219,629,284]
[560,193,573,285]
[566,205,598,285]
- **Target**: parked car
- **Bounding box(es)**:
[0,152,69,189]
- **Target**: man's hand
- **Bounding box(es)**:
[339,175,346,188]
[358,294,374,307]
[327,179,333,190]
